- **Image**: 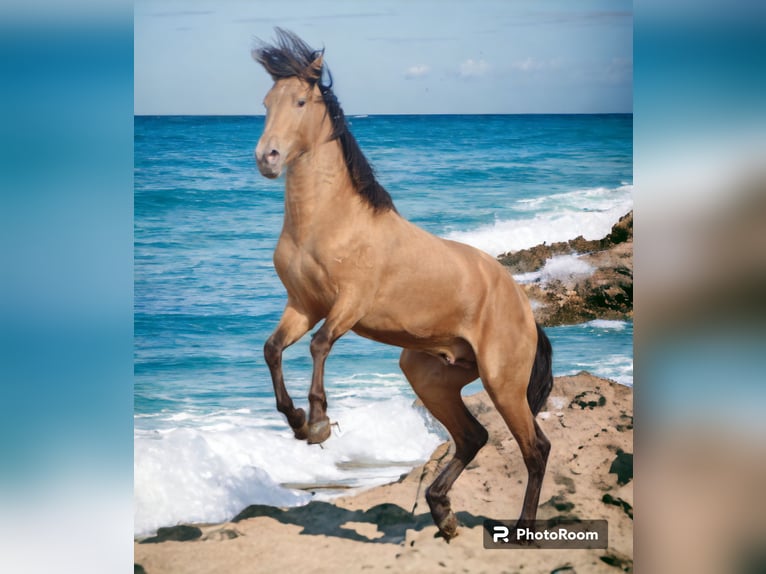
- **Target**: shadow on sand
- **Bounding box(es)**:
[232,501,488,544]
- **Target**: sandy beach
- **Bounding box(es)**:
[135,371,633,573]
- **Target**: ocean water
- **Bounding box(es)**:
[134,114,633,535]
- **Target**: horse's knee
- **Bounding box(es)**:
[264,337,281,368]
[310,330,332,360]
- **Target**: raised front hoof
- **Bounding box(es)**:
[292,420,310,441]
[288,408,309,441]
[436,512,459,542]
[307,418,331,445]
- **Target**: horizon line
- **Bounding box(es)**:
[134,112,633,117]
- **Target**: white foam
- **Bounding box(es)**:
[134,394,442,536]
[563,354,633,387]
[516,254,594,286]
[584,319,629,331]
[447,185,633,256]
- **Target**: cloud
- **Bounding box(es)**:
[459,59,490,78]
[151,10,214,18]
[404,65,430,79]
[510,58,562,72]
[512,57,543,72]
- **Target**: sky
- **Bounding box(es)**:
[134,0,632,115]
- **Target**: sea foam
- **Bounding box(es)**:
[585,319,629,331]
[134,392,442,536]
[515,254,595,286]
[446,185,633,256]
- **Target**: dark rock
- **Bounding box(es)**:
[135,565,147,574]
[605,212,633,245]
[600,551,634,572]
[542,494,575,512]
[616,413,633,432]
[140,524,202,544]
[554,474,577,494]
[602,494,633,519]
[570,391,606,410]
[609,449,633,486]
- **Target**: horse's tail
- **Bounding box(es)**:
[527,323,553,416]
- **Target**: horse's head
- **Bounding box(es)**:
[253,30,328,179]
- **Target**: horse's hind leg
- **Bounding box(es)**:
[480,347,551,529]
[399,349,484,541]
[264,303,315,439]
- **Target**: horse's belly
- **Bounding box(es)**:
[352,321,476,367]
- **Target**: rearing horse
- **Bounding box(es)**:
[252,29,553,541]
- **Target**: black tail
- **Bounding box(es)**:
[527,323,553,415]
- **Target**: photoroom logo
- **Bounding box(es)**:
[483,520,608,549]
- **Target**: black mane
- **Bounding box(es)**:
[253,28,396,213]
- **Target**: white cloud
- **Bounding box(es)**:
[458,58,490,78]
[511,58,562,72]
[404,65,430,79]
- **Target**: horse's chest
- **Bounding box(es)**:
[274,242,337,312]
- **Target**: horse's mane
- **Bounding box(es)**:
[253,28,396,213]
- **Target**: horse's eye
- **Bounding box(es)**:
[297,99,306,108]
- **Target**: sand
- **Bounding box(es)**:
[135,372,633,574]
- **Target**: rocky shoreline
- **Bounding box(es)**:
[499,211,633,326]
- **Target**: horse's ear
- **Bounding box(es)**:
[306,53,323,82]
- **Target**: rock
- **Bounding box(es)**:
[542,494,575,512]
[608,449,633,486]
[498,211,633,326]
[570,390,607,410]
[599,551,634,572]
[140,524,203,544]
[602,494,633,519]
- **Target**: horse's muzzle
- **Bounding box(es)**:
[255,147,283,179]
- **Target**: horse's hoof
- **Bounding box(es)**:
[307,418,331,444]
[437,512,459,541]
[293,420,309,440]
[289,408,309,440]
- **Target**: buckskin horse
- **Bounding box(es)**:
[252,29,553,541]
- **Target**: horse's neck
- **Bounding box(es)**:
[283,139,361,241]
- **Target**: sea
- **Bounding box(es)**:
[134,114,633,535]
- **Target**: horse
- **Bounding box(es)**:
[252,29,553,541]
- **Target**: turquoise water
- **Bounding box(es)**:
[134,114,632,534]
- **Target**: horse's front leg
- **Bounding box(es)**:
[306,297,364,444]
[264,303,315,440]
